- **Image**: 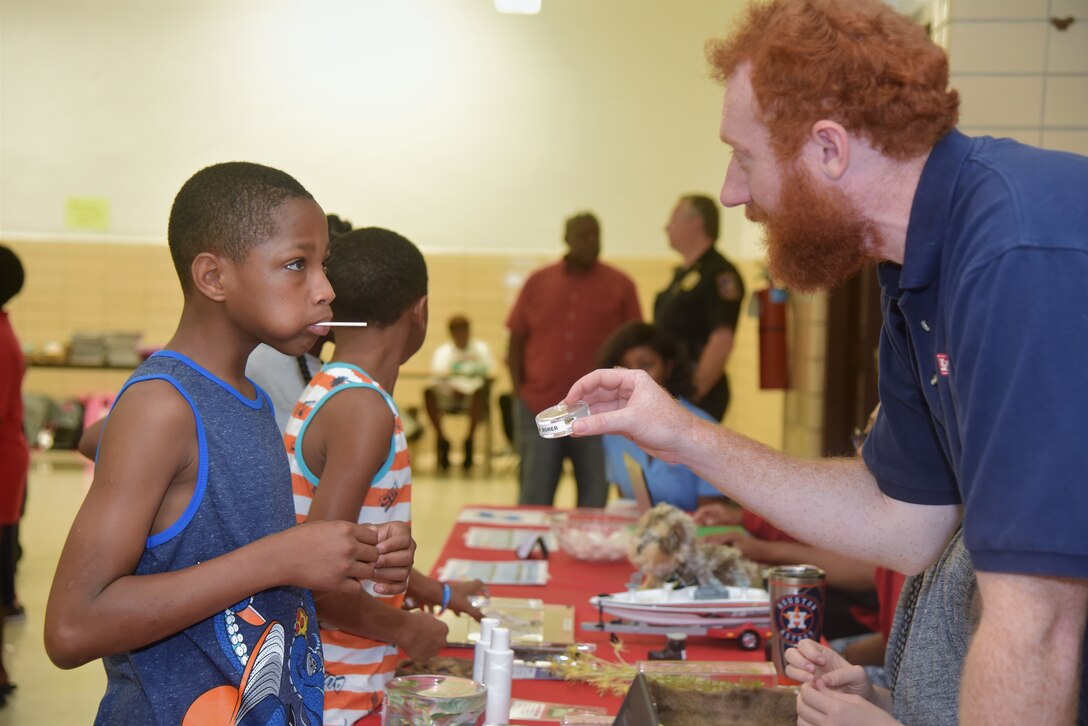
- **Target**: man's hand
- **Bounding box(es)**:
[370,521,415,595]
[566,368,702,463]
[399,612,449,663]
[280,521,380,595]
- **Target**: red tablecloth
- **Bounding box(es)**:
[359,505,770,723]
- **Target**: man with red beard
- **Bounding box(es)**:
[564,1,1088,724]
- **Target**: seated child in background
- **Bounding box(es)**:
[595,322,720,511]
[44,162,413,724]
[424,314,494,471]
[286,227,487,724]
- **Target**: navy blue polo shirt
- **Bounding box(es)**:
[863,129,1088,581]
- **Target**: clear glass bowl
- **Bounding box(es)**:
[550,508,637,562]
[382,675,486,726]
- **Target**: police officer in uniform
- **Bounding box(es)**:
[653,195,744,421]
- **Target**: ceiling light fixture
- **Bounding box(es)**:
[495,0,541,15]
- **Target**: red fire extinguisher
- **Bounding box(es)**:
[753,286,789,389]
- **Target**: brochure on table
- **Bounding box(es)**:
[463,526,558,552]
[438,558,550,586]
[456,507,552,526]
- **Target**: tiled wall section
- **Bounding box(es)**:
[782,294,828,459]
[5,238,790,451]
[933,0,1088,153]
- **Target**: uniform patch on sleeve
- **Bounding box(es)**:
[716,271,742,301]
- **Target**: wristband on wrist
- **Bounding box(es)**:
[437,582,452,615]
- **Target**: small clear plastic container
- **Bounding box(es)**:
[382,675,487,725]
[535,400,589,438]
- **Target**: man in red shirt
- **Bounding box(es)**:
[506,212,641,507]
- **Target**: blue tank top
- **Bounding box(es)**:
[96,351,325,726]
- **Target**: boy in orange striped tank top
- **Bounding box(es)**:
[285,227,487,725]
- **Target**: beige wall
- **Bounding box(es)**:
[8,1,1084,463]
[924,0,1088,152]
[0,0,763,259]
[6,238,787,450]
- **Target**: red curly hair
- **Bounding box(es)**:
[707,0,959,160]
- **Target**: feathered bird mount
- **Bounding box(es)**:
[628,503,761,590]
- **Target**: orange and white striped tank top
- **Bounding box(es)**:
[285,363,412,726]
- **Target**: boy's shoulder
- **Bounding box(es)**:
[311,361,381,390]
[302,362,397,419]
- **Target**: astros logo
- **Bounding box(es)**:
[774,593,821,645]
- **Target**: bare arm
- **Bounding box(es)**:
[304,386,416,593]
[507,333,526,395]
[302,387,453,656]
[45,381,379,669]
[710,532,876,592]
[316,586,449,663]
[960,572,1087,724]
[692,326,735,402]
[567,368,961,574]
[77,416,105,461]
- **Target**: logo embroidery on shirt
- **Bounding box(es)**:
[936,353,950,376]
[379,480,400,512]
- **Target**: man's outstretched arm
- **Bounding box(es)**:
[568,368,960,574]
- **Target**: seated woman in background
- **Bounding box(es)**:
[595,322,721,512]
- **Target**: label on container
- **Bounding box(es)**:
[535,400,588,439]
[772,588,823,646]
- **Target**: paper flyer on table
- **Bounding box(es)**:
[508,698,608,721]
[463,526,558,551]
[455,507,552,526]
[437,558,550,585]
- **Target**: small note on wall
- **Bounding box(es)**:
[65,197,110,231]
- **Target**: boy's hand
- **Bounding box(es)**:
[284,521,380,595]
[400,612,449,663]
[447,579,489,620]
[796,681,899,726]
[370,521,415,595]
[785,639,874,702]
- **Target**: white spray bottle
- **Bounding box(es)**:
[485,626,513,725]
[473,617,500,684]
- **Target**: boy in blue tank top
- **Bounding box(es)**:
[44,162,415,725]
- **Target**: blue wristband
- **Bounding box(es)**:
[438,582,452,614]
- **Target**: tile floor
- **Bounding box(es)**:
[1,448,580,724]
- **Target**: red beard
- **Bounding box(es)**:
[747,166,879,293]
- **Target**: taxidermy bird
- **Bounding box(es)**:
[628,503,761,590]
